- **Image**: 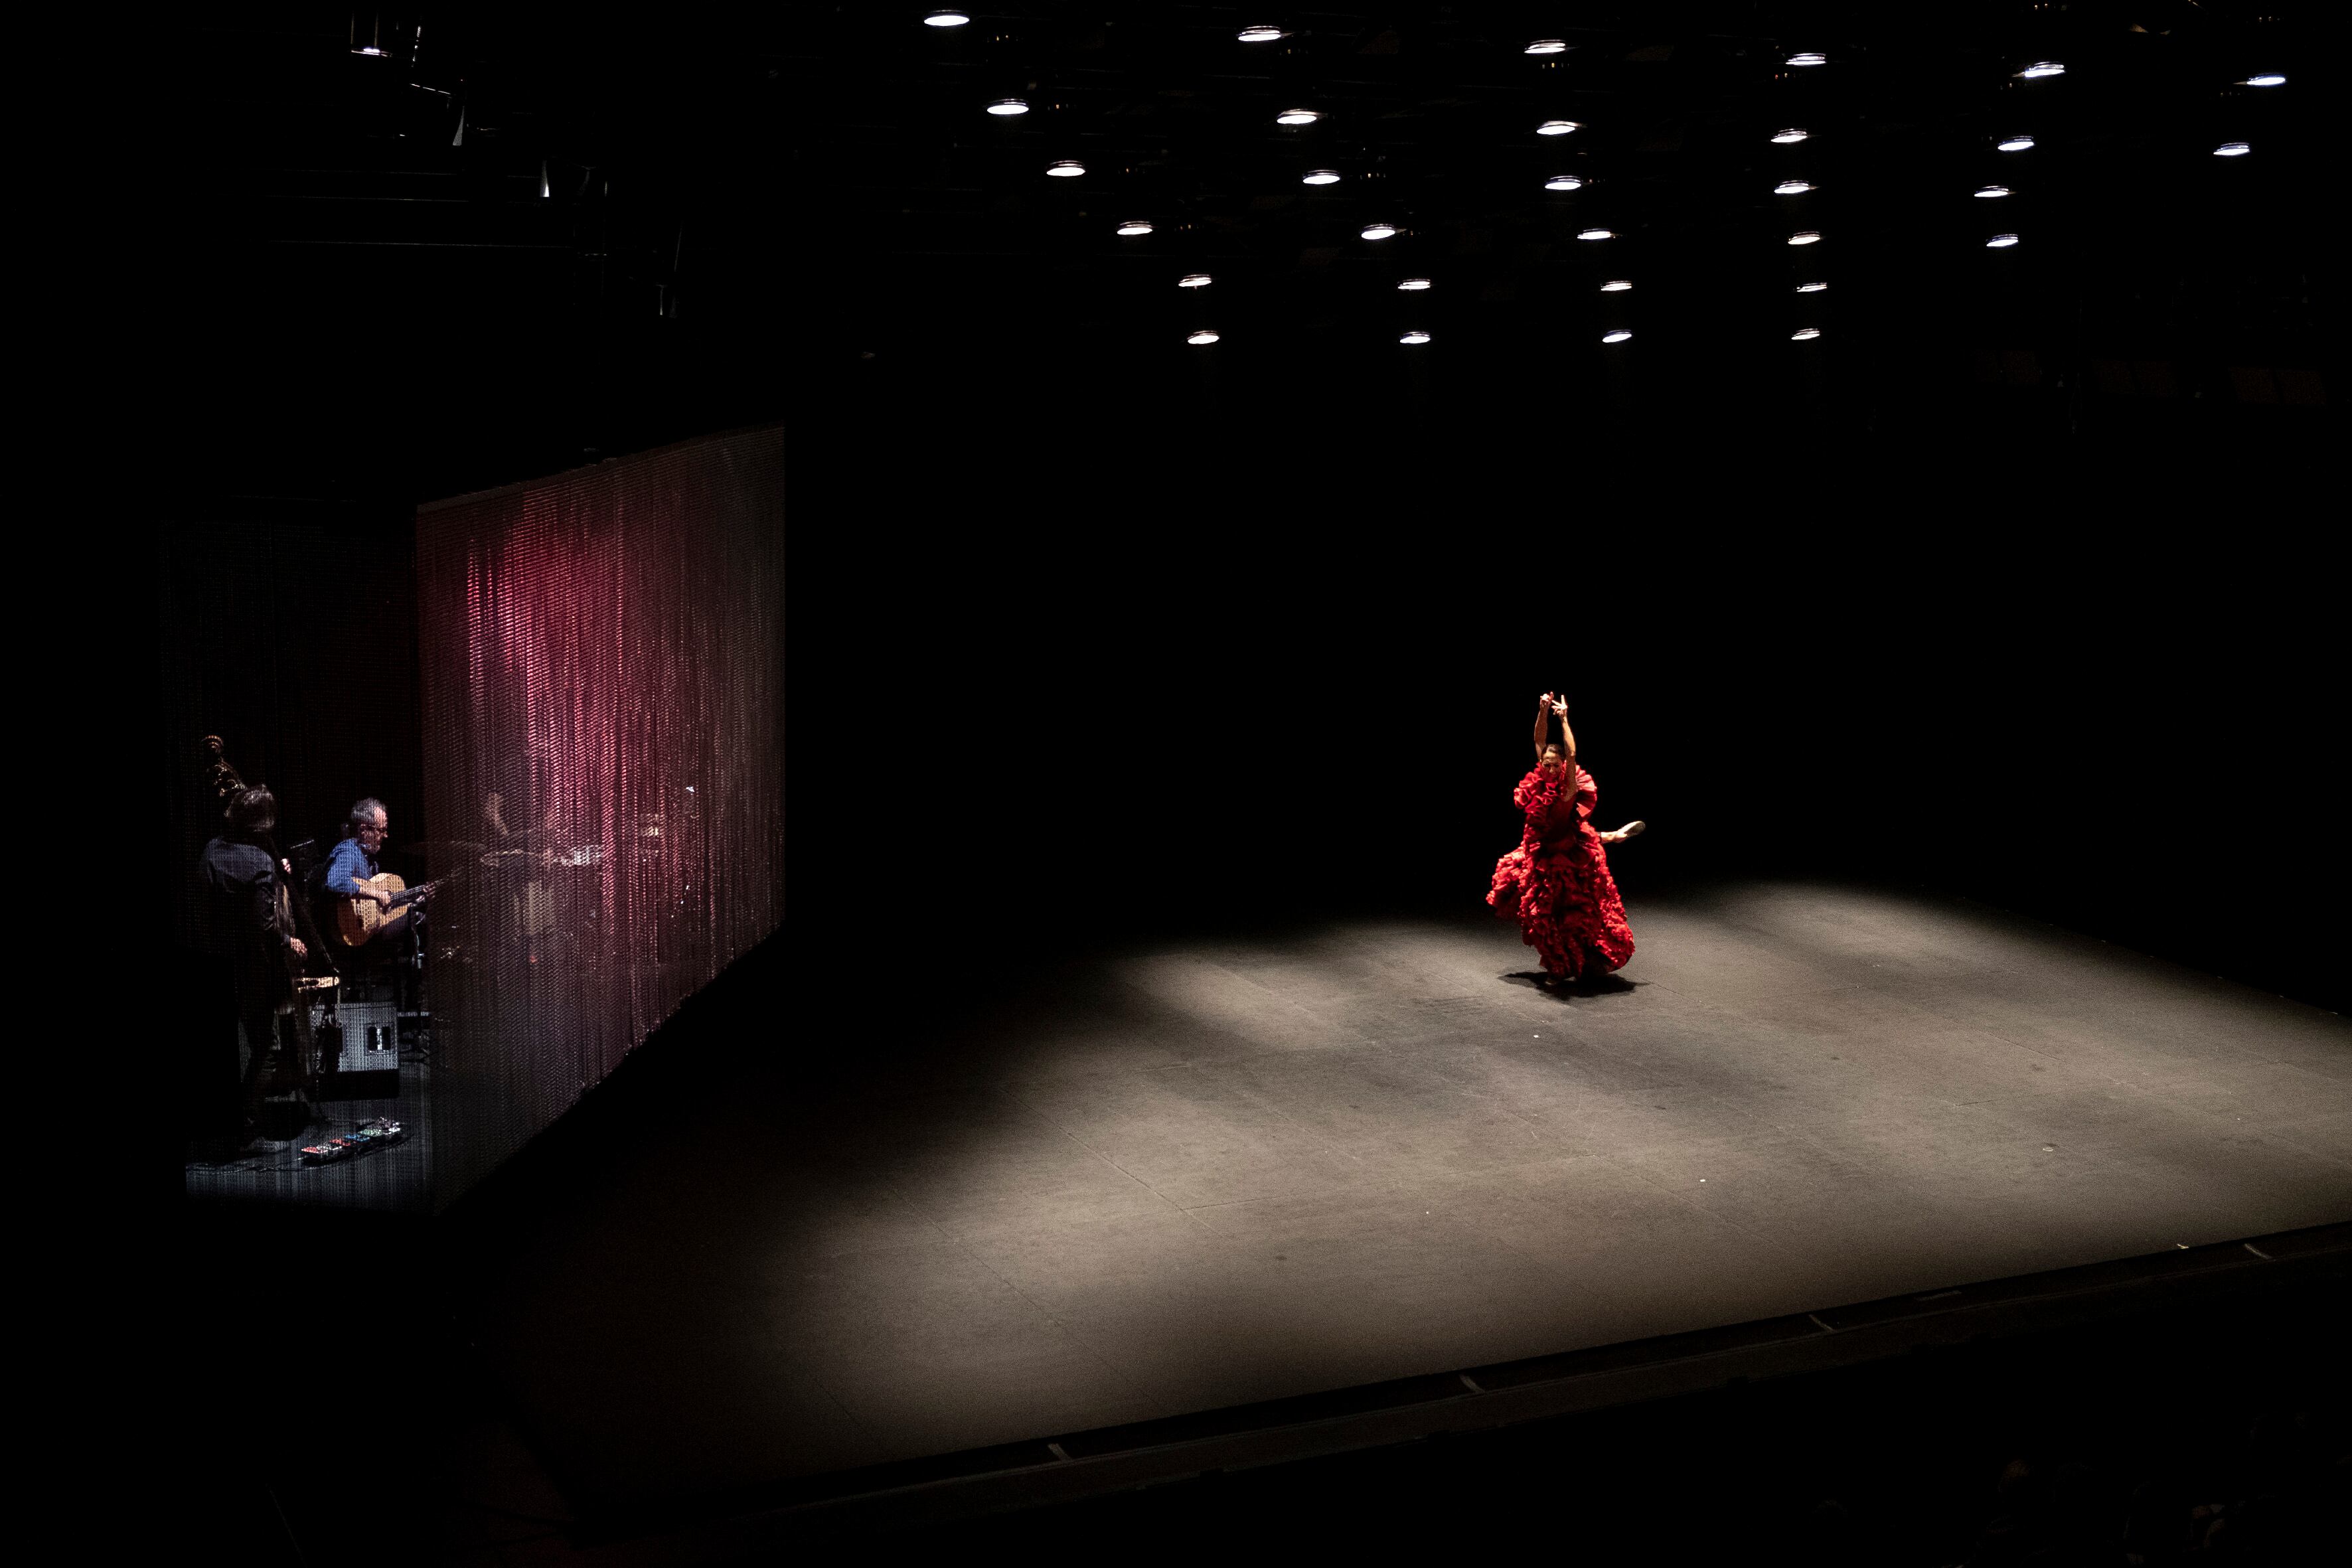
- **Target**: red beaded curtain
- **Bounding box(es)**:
[416,426,785,1204]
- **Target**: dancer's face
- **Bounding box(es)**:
[1540,745,1567,773]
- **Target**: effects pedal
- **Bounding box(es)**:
[299,1117,407,1165]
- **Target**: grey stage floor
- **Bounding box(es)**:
[185,1056,433,1212]
[477,882,2352,1518]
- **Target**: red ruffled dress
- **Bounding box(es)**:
[1488,762,1635,980]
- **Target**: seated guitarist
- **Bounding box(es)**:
[323,797,427,958]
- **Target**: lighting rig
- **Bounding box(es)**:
[183,5,2315,436]
[814,2,2310,418]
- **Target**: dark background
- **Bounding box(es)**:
[141,9,2341,1559]
[149,5,2340,1022]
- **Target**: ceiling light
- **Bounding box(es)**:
[1602,330,1632,343]
[1774,180,1816,195]
[1275,109,1321,126]
[1792,327,1822,340]
[985,99,1028,116]
[1537,120,1582,135]
[1599,279,1632,291]
[1237,25,1283,43]
[2244,74,2286,87]
[1399,330,1432,345]
[1115,220,1153,236]
[1975,185,2011,198]
[1186,329,1220,345]
[923,9,971,26]
[1786,52,1827,66]
[1525,39,1568,56]
[1997,134,2036,151]
[1397,277,1432,291]
[1986,233,2020,248]
[1795,281,1828,293]
[1770,127,1809,144]
[1576,228,1614,240]
[1543,175,1585,191]
[1787,230,1822,245]
[1360,222,1398,240]
[1046,160,1085,177]
[2017,62,2065,78]
[1301,169,1341,185]
[2213,142,2251,157]
[1178,274,1212,288]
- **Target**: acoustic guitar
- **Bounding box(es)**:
[336,872,442,948]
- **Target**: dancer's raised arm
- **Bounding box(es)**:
[1539,692,1577,766]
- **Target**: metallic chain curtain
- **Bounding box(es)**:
[417,426,786,1204]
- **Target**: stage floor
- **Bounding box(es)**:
[473,882,2351,1524]
[185,1055,433,1212]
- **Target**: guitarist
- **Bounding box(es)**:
[322,797,428,959]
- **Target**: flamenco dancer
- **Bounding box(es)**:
[1488,691,1644,988]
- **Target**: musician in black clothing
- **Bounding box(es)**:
[194,785,324,1150]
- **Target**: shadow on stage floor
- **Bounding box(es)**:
[430,877,2350,1543]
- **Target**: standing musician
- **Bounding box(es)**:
[196,784,327,1147]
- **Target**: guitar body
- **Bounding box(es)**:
[337,872,417,948]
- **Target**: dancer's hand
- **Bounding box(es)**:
[1550,694,1571,719]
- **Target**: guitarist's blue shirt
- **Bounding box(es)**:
[323,836,379,897]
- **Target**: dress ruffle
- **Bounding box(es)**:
[1487,763,1635,980]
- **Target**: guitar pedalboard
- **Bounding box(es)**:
[299,1117,406,1165]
